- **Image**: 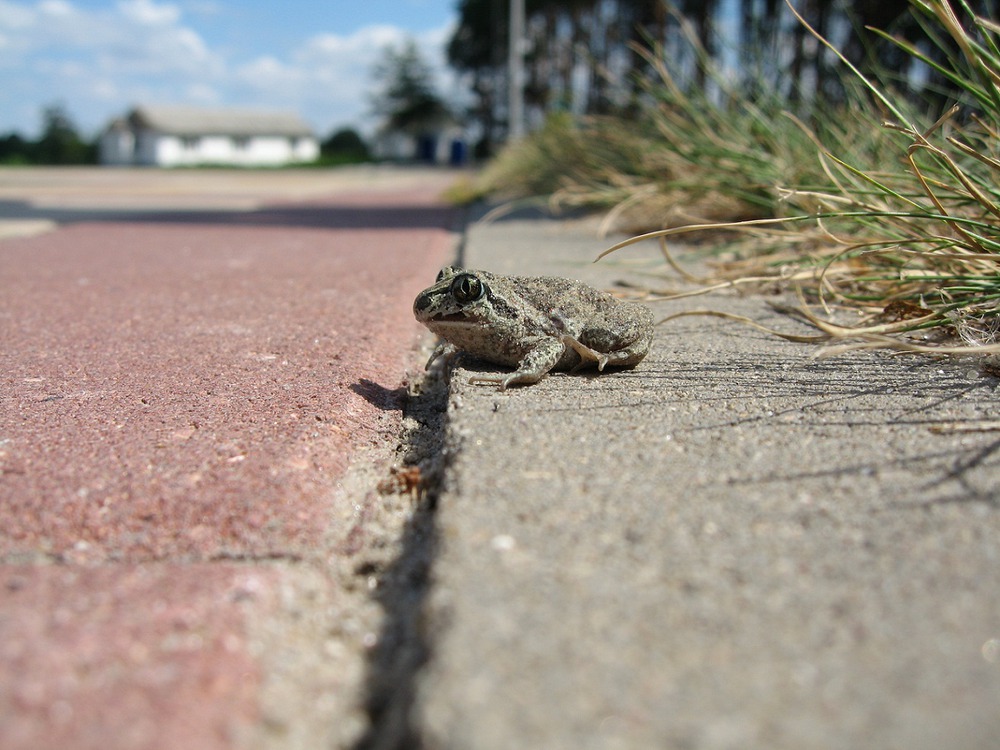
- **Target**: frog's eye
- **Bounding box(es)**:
[450,273,485,304]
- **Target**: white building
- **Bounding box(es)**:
[99,105,320,167]
[372,124,469,165]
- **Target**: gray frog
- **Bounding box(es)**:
[413,266,654,390]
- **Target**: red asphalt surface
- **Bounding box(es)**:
[0,183,457,748]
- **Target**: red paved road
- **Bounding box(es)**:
[0,179,457,748]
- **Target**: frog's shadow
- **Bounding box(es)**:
[350,378,407,411]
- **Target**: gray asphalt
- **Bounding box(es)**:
[404,213,1000,749]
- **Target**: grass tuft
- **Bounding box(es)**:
[482,0,1000,358]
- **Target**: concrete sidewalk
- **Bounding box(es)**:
[401,213,1000,749]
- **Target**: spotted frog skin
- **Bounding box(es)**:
[413,266,654,390]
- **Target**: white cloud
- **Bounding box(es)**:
[0,0,216,71]
[282,24,456,131]
[118,0,181,26]
[0,0,457,138]
[234,55,305,100]
[39,0,73,17]
[185,81,219,103]
[92,78,120,101]
[0,1,33,28]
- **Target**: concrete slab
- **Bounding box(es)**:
[409,215,1000,749]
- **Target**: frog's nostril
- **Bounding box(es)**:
[414,294,431,314]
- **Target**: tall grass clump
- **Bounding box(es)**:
[473,112,669,216]
[605,0,1000,355]
[486,0,1000,356]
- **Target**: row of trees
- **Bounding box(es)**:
[0,106,97,165]
[447,0,993,153]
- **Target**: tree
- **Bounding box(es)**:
[446,0,975,145]
[34,104,95,164]
[371,39,451,136]
[448,0,508,155]
[0,132,32,164]
[321,127,371,164]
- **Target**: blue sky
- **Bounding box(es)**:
[0,0,459,138]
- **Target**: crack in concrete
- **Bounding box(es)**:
[348,215,466,749]
[352,371,451,750]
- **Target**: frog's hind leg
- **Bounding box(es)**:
[562,333,651,372]
[469,339,565,390]
[561,335,610,372]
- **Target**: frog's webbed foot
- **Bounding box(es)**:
[468,371,541,390]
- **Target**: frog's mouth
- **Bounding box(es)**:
[432,312,479,324]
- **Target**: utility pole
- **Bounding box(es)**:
[507,0,525,141]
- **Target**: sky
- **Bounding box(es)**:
[0,0,460,139]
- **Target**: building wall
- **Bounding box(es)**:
[98,130,135,165]
[100,128,319,167]
[372,126,469,165]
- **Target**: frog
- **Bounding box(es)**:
[413,266,654,390]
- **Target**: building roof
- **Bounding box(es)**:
[127,105,315,138]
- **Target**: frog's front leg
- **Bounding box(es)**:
[468,338,565,390]
[425,340,459,371]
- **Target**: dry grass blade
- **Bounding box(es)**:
[479,0,1000,360]
[618,0,1000,356]
[596,217,811,261]
[657,309,830,343]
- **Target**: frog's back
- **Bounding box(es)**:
[506,273,654,364]
[505,273,635,315]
